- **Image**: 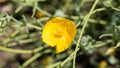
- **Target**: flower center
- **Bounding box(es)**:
[53,29,63,38]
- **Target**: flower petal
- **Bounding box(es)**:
[56,31,72,53]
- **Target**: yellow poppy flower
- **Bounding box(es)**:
[42,17,76,53]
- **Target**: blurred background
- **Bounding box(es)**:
[0,0,120,68]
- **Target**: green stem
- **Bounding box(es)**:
[94,40,113,48]
[33,46,47,53]
[2,30,20,45]
[20,49,52,68]
[32,1,37,17]
[37,7,52,17]
[47,62,61,68]
[0,45,46,54]
[60,48,79,67]
[104,2,120,12]
[27,23,42,30]
[20,53,41,68]
[73,0,99,68]
[0,46,32,54]
[7,33,37,47]
[115,42,120,48]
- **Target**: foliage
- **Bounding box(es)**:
[0,0,120,68]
